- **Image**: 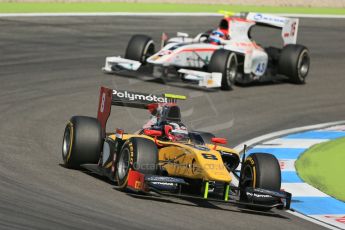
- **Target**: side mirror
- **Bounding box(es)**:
[144,129,162,137]
[211,137,227,144]
[177,32,189,38]
[164,125,175,141]
[211,137,227,149]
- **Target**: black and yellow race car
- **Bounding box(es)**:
[62,87,291,210]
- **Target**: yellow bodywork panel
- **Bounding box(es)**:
[206,144,238,155]
[108,133,238,183]
[159,144,232,183]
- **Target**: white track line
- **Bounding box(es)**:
[0,12,344,18]
[281,183,329,197]
[255,138,329,149]
[286,210,341,230]
[233,120,345,230]
[233,120,345,152]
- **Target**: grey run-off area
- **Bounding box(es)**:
[0,16,345,230]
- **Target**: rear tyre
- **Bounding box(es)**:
[116,138,158,189]
[278,44,310,84]
[124,35,155,64]
[62,116,102,169]
[239,153,281,210]
[208,49,238,90]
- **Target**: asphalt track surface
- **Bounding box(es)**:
[0,16,345,230]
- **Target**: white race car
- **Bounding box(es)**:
[103,12,310,90]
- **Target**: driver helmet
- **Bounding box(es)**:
[209,29,228,45]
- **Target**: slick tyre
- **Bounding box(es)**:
[278,44,310,84]
[208,49,238,90]
[62,116,102,169]
[124,35,155,64]
[116,137,158,189]
[240,153,281,209]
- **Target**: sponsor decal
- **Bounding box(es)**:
[253,13,286,24]
[233,42,261,49]
[290,22,297,36]
[193,145,210,151]
[254,13,263,21]
[202,153,218,160]
[255,62,266,74]
[112,90,168,103]
[129,142,134,166]
[146,176,185,183]
[246,192,272,198]
[151,182,175,186]
[134,180,142,189]
[247,157,255,165]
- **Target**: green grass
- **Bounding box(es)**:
[0,2,344,15]
[296,137,345,202]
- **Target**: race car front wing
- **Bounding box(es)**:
[178,69,222,88]
[124,169,292,210]
[102,56,222,89]
[102,56,142,73]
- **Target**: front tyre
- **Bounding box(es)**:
[239,153,281,209]
[208,49,238,90]
[124,35,155,64]
[278,44,310,84]
[116,137,158,189]
[62,116,102,169]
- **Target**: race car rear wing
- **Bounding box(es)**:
[97,87,186,131]
[245,12,299,45]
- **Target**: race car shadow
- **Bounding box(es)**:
[235,80,290,88]
[60,164,288,220]
[126,192,221,209]
[126,192,289,219]
[59,164,117,185]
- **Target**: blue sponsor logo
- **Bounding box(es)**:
[253,13,286,24]
[254,13,263,21]
[255,62,266,74]
[193,145,210,151]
